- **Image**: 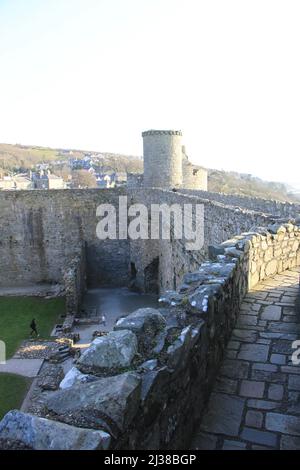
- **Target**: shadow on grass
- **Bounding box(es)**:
[0,373,32,420]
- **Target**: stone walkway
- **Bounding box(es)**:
[0,284,62,297]
[191,268,300,450]
[0,359,43,378]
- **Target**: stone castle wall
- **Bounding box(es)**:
[129,188,280,293]
[0,189,131,288]
[246,223,300,288]
[127,173,144,189]
[0,188,283,295]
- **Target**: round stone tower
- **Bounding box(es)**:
[142,130,183,188]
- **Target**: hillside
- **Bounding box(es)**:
[0,144,60,170]
[208,169,300,203]
[0,143,298,203]
[0,143,143,174]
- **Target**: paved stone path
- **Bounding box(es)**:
[0,359,43,378]
[191,268,300,450]
[0,284,61,297]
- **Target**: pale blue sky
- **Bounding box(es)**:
[0,0,299,188]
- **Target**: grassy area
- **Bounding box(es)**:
[208,169,299,202]
[0,296,65,420]
[0,374,31,420]
[0,297,65,359]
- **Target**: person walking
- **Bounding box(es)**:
[30,318,38,338]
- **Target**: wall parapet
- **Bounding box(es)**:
[214,222,300,289]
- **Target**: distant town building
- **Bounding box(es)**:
[115,172,127,186]
[95,171,128,189]
[97,174,113,188]
[32,170,66,189]
[0,174,32,190]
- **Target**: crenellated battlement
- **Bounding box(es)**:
[141,129,183,137]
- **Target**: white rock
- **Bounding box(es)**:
[59,367,91,390]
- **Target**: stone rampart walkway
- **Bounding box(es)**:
[191,268,300,450]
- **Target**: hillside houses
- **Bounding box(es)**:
[0,167,129,191]
[0,147,141,191]
[0,170,66,191]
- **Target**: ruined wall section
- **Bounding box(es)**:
[182,162,208,190]
[181,149,208,190]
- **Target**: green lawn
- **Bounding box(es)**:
[0,297,65,358]
[0,296,65,420]
[0,374,32,420]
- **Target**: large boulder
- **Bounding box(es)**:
[46,372,141,434]
[0,410,110,450]
[114,308,166,354]
[77,329,138,375]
